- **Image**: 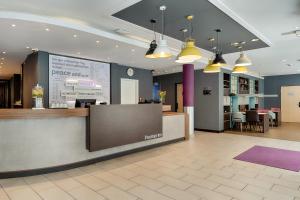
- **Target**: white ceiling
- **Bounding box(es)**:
[220,0,300,76]
[0,0,299,78]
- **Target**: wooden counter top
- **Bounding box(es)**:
[163,112,185,116]
[0,108,89,119]
[0,108,184,119]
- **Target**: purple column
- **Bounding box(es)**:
[183,64,194,107]
[183,64,194,136]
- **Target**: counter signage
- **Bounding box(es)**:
[49,55,110,106]
[144,133,163,140]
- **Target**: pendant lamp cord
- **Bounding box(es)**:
[216,31,219,53]
[161,8,164,39]
[189,20,193,40]
[152,21,156,41]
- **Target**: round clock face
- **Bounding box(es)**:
[127,68,134,77]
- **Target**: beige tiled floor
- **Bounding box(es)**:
[2,131,300,200]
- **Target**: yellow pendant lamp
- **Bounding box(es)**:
[203,59,220,73]
[232,65,248,74]
[177,15,201,63]
[175,28,194,63]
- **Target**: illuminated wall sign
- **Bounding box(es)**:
[49,54,110,106]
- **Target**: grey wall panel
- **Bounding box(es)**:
[37,51,50,108]
[22,52,38,108]
[195,70,222,131]
[264,74,300,109]
[110,63,153,104]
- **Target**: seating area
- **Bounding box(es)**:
[230,108,281,133]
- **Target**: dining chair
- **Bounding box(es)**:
[246,110,262,132]
[268,110,276,127]
[232,112,246,132]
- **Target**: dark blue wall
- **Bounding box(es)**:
[264,74,300,109]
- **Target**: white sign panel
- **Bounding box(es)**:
[49,54,110,106]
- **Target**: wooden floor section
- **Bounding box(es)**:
[226,122,300,142]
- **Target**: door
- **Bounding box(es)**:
[176,83,183,112]
[281,86,300,122]
[121,78,139,104]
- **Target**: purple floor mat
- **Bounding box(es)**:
[234,145,300,172]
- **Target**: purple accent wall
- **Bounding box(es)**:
[183,64,194,107]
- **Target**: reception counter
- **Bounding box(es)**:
[0,105,187,178]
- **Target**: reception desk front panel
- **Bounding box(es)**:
[88,104,162,151]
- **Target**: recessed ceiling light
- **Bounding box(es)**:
[26,46,30,49]
[45,28,50,31]
[2,51,6,54]
[73,34,77,38]
[131,49,135,52]
[96,40,100,43]
[282,59,287,62]
[11,24,16,27]
[0,62,3,65]
[115,44,119,48]
[251,38,259,42]
[1,58,4,60]
[107,57,110,60]
[77,52,80,55]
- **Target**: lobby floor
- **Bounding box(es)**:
[226,122,300,142]
[1,132,300,200]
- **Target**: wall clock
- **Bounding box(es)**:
[127,68,134,77]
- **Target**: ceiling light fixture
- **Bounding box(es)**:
[204,37,220,73]
[2,51,6,54]
[11,24,16,27]
[145,19,158,58]
[251,38,259,42]
[212,29,226,67]
[175,28,192,63]
[153,5,172,58]
[45,28,50,31]
[115,44,119,48]
[73,34,77,38]
[26,46,30,49]
[204,59,220,73]
[177,15,201,62]
[234,46,252,66]
[232,66,248,74]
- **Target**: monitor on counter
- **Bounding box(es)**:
[75,99,96,108]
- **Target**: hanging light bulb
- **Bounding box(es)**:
[212,29,226,67]
[153,5,172,58]
[232,66,248,74]
[145,19,158,58]
[204,38,220,73]
[177,15,201,62]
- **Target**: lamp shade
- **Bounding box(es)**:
[212,52,226,67]
[232,65,248,74]
[153,36,172,58]
[175,55,194,63]
[235,53,252,66]
[178,39,201,62]
[145,40,157,58]
[203,60,220,73]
